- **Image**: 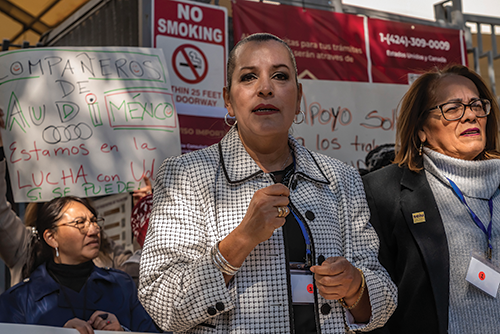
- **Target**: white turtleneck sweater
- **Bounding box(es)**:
[423,148,500,334]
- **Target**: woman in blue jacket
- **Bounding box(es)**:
[0,196,158,333]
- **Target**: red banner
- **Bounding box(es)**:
[232,0,368,82]
[178,115,228,154]
[369,18,466,84]
[232,0,465,85]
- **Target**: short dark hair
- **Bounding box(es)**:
[226,33,299,92]
[394,64,500,172]
[359,143,395,176]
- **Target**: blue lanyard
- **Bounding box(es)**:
[290,210,312,253]
[287,154,312,267]
[447,177,493,260]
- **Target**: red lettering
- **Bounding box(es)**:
[101,143,118,153]
[16,170,30,189]
[29,141,41,161]
[130,159,155,181]
[54,147,70,156]
[32,171,43,187]
[61,169,74,186]
[141,142,156,151]
[96,174,119,182]
[75,165,88,184]
[9,142,21,163]
[134,137,156,151]
[46,172,58,185]
[80,144,89,156]
[21,149,31,161]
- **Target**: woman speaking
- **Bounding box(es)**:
[139,33,396,333]
[363,65,500,334]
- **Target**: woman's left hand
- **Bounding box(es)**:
[88,311,123,331]
[310,256,362,301]
[310,256,371,323]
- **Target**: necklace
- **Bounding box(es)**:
[280,149,292,170]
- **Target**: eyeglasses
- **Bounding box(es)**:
[56,217,105,234]
[429,98,491,121]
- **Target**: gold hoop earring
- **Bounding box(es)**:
[293,110,305,124]
[224,113,237,127]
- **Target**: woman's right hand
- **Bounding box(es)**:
[64,318,95,334]
[88,311,123,331]
[236,183,290,246]
[218,183,290,283]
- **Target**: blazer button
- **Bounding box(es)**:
[320,303,331,315]
[317,255,325,265]
[207,306,217,316]
[305,210,315,221]
[215,302,225,311]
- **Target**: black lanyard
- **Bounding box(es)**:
[287,154,312,267]
[447,177,494,260]
[272,153,313,267]
[289,209,313,267]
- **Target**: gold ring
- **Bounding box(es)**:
[277,206,283,218]
[283,206,289,217]
[277,206,288,218]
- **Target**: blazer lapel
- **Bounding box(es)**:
[400,168,449,334]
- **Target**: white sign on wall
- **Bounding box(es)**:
[295,80,409,169]
[0,47,181,202]
[153,0,227,109]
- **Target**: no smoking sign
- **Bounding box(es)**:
[172,44,208,84]
[153,0,227,108]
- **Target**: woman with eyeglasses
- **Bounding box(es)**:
[0,109,141,288]
[0,196,159,333]
[363,65,500,334]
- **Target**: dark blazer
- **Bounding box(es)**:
[0,262,159,332]
[363,164,449,334]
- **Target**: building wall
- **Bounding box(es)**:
[47,0,139,47]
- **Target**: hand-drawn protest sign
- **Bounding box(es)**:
[0,47,181,202]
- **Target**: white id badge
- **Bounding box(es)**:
[466,255,500,297]
[290,269,314,304]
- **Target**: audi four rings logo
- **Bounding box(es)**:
[42,123,93,144]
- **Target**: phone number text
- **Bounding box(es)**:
[379,33,451,51]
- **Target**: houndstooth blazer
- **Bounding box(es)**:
[139,126,396,333]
